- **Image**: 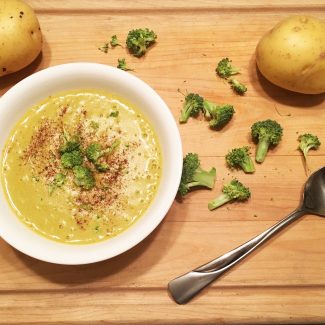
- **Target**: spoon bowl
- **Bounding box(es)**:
[302,167,325,216]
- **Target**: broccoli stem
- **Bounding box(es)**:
[302,151,311,176]
[192,167,216,189]
[179,103,192,123]
[241,156,255,173]
[208,193,231,210]
[255,139,270,163]
[302,146,314,160]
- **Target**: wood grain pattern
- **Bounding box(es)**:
[0,1,325,324]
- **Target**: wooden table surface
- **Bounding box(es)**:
[1,1,325,324]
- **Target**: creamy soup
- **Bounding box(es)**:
[1,90,162,244]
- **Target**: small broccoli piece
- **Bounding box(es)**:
[126,28,157,57]
[109,110,119,118]
[110,35,122,47]
[73,166,95,190]
[178,153,216,196]
[53,173,66,186]
[251,119,283,163]
[226,146,255,173]
[59,135,80,154]
[298,133,321,159]
[179,93,204,123]
[48,173,66,195]
[90,121,99,130]
[203,100,235,129]
[98,43,110,53]
[117,58,133,71]
[86,143,102,162]
[216,58,240,79]
[208,179,250,210]
[98,35,122,53]
[298,133,321,174]
[229,78,247,95]
[86,140,120,162]
[61,150,84,169]
[86,140,120,171]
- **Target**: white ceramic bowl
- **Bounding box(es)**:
[0,63,182,265]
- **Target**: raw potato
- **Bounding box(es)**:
[256,15,325,94]
[0,0,42,77]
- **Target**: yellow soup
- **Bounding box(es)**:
[1,90,162,244]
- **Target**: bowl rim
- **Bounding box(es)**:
[0,62,183,264]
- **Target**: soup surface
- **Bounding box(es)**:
[1,90,162,244]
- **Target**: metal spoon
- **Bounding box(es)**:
[168,166,325,304]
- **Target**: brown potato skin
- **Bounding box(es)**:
[0,0,42,77]
[256,15,325,94]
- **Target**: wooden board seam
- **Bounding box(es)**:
[34,6,325,16]
[1,284,325,294]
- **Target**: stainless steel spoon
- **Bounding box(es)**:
[168,166,325,304]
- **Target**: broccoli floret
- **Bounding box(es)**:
[226,146,255,173]
[86,143,102,162]
[126,28,157,57]
[73,166,95,190]
[110,35,122,47]
[53,173,66,186]
[109,110,119,118]
[298,133,321,174]
[208,179,250,210]
[178,153,216,196]
[251,119,283,163]
[203,100,234,129]
[61,150,84,169]
[229,78,247,95]
[179,93,204,123]
[216,58,240,79]
[86,140,120,172]
[117,58,133,71]
[48,173,66,195]
[59,135,80,154]
[98,43,110,53]
[298,133,321,159]
[98,35,122,53]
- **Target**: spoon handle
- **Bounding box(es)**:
[168,208,305,304]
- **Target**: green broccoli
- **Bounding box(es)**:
[73,166,95,190]
[109,110,119,118]
[298,133,321,159]
[61,150,84,169]
[298,133,321,174]
[179,93,204,123]
[98,43,110,53]
[59,135,80,154]
[178,153,216,196]
[110,35,122,47]
[126,28,157,57]
[202,100,235,129]
[86,139,120,171]
[208,179,250,210]
[117,58,133,71]
[48,173,66,195]
[98,35,122,53]
[229,78,247,95]
[226,146,255,173]
[53,173,66,186]
[216,58,240,79]
[251,119,283,163]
